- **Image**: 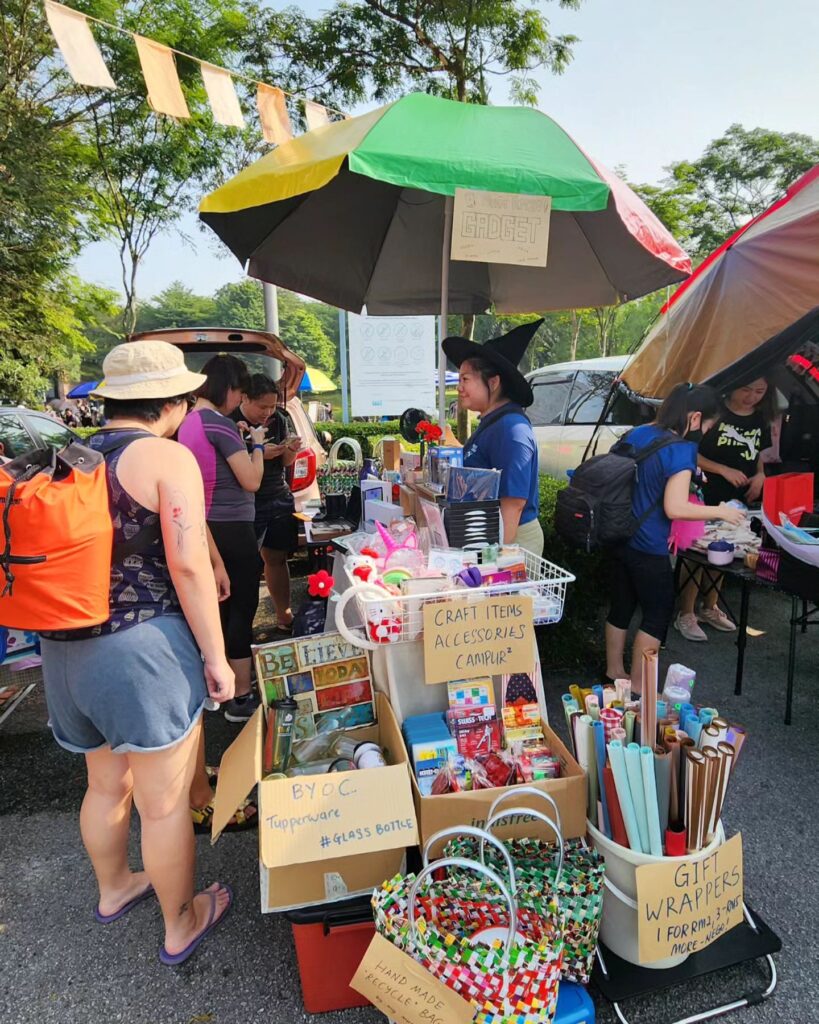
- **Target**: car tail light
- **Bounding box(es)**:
[287,449,316,492]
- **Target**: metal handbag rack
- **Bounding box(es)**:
[592,903,780,1024]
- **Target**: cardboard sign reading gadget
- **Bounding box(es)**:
[423,594,535,684]
[351,933,474,1024]
[636,832,744,963]
[451,187,552,267]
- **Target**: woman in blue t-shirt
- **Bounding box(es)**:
[443,320,543,556]
[605,383,746,693]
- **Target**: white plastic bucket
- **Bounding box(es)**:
[587,818,725,970]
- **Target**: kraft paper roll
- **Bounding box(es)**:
[699,723,720,751]
[625,742,650,854]
[641,649,659,749]
[712,741,736,833]
[685,748,707,853]
[608,740,642,852]
[663,734,681,826]
[701,746,721,843]
[640,746,663,856]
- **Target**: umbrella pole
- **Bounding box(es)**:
[438,195,454,427]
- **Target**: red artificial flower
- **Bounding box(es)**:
[416,420,443,444]
[307,569,334,599]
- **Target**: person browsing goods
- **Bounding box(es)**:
[443,320,544,556]
[604,383,746,693]
[38,340,233,967]
[230,373,302,632]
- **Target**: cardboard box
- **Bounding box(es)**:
[408,723,587,847]
[212,692,418,912]
[398,484,417,518]
[381,439,402,472]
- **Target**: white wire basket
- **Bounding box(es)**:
[334,550,575,650]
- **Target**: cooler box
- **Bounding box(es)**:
[555,980,596,1023]
[286,895,375,1013]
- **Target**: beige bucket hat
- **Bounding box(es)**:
[91,340,207,400]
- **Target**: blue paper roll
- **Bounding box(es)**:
[607,740,642,852]
[593,720,611,837]
[641,746,663,856]
[625,742,651,854]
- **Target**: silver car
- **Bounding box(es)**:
[526,356,645,480]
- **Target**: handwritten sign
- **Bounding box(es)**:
[636,832,744,963]
[423,594,535,684]
[260,764,418,868]
[351,933,474,1024]
[451,187,551,267]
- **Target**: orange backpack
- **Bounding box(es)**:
[0,444,114,630]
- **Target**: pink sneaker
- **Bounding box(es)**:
[698,607,737,632]
[674,613,707,642]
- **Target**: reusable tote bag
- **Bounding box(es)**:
[372,827,564,1024]
[444,789,604,984]
[317,437,363,497]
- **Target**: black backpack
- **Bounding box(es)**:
[554,431,685,553]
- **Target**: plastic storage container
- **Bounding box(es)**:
[285,895,375,1013]
[554,980,596,1023]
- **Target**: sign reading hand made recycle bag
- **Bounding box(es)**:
[636,832,744,963]
[423,594,535,684]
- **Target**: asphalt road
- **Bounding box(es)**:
[1,575,816,1024]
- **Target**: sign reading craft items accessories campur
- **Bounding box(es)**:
[451,187,552,267]
[211,691,418,912]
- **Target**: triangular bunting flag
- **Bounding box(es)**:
[134,35,190,119]
[304,99,330,132]
[256,84,293,145]
[45,0,116,89]
[200,63,244,128]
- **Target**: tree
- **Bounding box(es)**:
[277,291,337,377]
[0,0,100,400]
[634,125,819,260]
[212,278,266,328]
[135,282,217,332]
[71,0,257,331]
[257,0,581,107]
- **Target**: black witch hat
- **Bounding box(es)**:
[442,319,544,408]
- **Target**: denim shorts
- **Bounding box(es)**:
[41,615,207,754]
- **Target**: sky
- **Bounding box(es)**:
[74,0,819,301]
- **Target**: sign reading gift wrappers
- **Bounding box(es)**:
[423,594,535,684]
[636,832,744,963]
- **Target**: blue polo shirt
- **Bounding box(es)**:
[463,404,539,525]
[626,424,697,555]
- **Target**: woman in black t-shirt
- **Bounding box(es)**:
[676,378,773,641]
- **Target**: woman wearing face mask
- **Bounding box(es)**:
[605,383,746,693]
[443,320,544,556]
[675,377,774,640]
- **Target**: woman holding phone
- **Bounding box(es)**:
[230,373,302,632]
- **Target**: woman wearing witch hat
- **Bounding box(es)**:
[443,320,544,556]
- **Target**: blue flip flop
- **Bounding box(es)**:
[159,883,233,967]
[94,884,155,924]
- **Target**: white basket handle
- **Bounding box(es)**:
[333,582,388,652]
[484,807,565,888]
[422,825,517,894]
[407,857,519,966]
[328,437,363,471]
[488,786,563,835]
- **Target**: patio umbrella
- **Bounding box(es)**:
[298,365,337,392]
[67,381,99,399]
[200,93,690,418]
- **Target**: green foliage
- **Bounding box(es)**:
[212,279,266,329]
[253,0,582,107]
[633,124,819,261]
[277,291,338,377]
[538,475,608,668]
[135,282,218,332]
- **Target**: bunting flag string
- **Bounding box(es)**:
[43,0,344,141]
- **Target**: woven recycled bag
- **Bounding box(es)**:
[372,855,564,1024]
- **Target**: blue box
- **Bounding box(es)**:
[555,981,595,1024]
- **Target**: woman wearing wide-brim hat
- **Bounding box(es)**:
[38,340,234,965]
[443,320,544,557]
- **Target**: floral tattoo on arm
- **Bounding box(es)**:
[169,491,193,553]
